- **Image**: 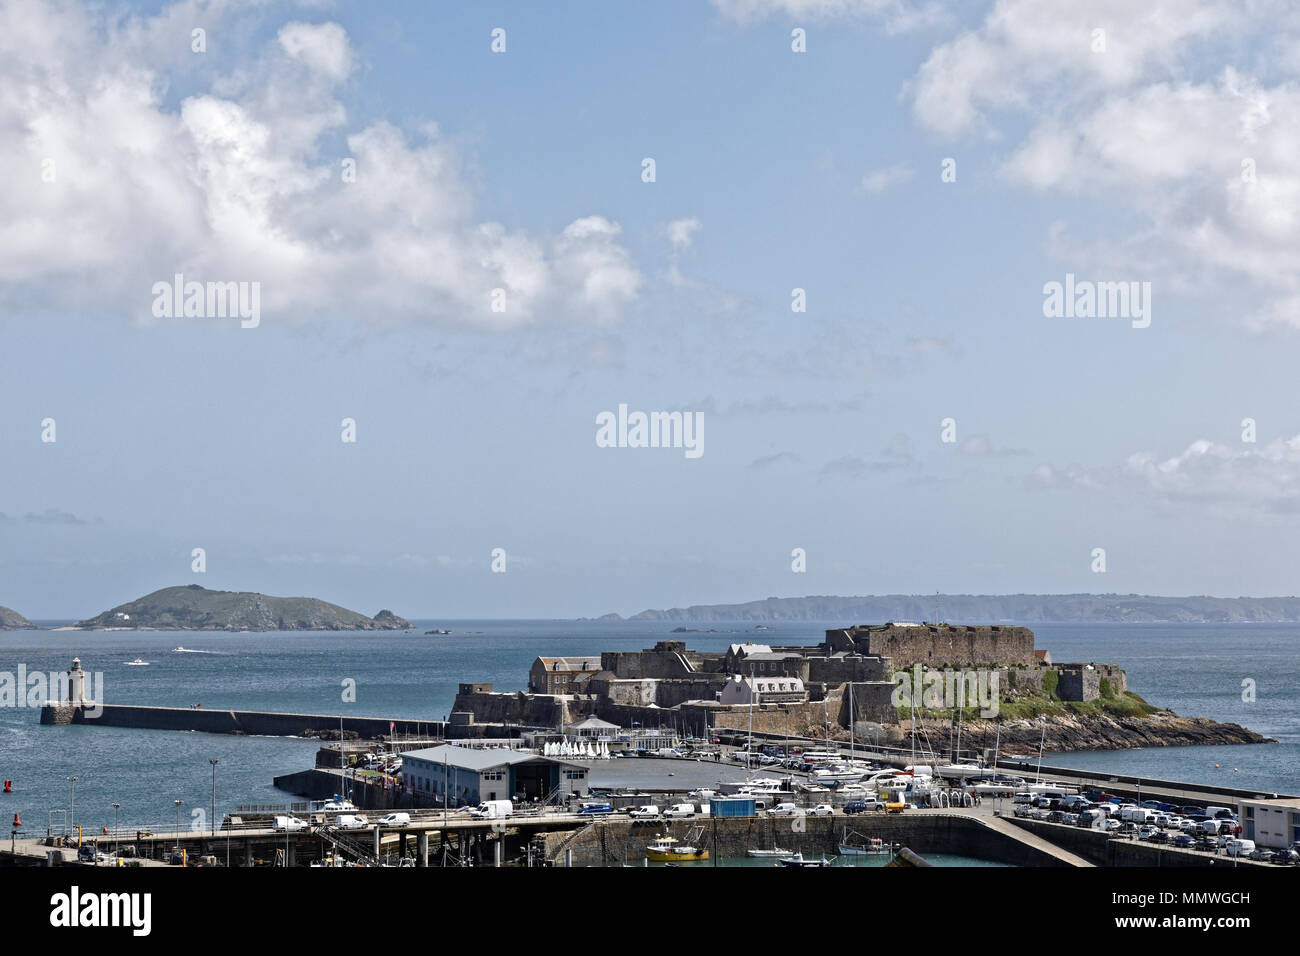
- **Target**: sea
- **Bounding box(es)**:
[1,621,1296,837]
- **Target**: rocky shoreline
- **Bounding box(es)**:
[891,711,1274,753]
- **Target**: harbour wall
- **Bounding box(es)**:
[39,703,447,740]
[1006,818,1271,867]
[540,814,1072,867]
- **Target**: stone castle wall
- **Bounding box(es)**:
[839,624,1038,669]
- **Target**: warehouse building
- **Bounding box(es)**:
[400,745,589,806]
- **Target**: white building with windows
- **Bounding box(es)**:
[400,745,589,807]
[717,673,807,705]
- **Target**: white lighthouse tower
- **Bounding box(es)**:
[67,657,87,704]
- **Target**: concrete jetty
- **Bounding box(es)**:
[39,702,445,739]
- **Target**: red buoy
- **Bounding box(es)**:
[2,780,11,793]
[102,826,108,834]
[12,813,21,828]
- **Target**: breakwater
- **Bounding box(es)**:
[39,702,446,739]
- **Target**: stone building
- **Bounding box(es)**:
[529,656,601,694]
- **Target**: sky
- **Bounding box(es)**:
[3,0,1300,619]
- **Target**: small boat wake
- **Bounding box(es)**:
[171,646,214,654]
[124,659,150,666]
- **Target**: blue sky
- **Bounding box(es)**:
[3,0,1300,618]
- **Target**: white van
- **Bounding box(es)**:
[1224,839,1255,856]
[628,805,660,819]
[335,814,369,829]
[663,803,697,818]
[377,812,410,827]
[469,800,513,820]
[273,815,308,832]
[1122,807,1152,824]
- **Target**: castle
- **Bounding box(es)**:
[450,624,1128,739]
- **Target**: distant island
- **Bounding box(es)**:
[72,585,412,632]
[0,605,34,630]
[608,593,1300,624]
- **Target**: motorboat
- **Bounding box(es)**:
[746,847,795,858]
[776,852,834,867]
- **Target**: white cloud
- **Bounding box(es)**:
[712,0,947,32]
[856,161,915,195]
[0,1,641,329]
[1030,434,1300,514]
[906,0,1300,331]
[664,217,702,251]
[277,21,355,81]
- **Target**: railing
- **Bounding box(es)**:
[315,825,381,867]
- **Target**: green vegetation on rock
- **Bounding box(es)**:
[0,605,35,630]
[75,585,412,632]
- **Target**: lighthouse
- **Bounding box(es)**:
[67,657,86,704]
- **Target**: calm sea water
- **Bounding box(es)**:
[1,621,1296,836]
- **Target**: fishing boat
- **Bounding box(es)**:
[646,836,708,863]
[776,852,834,868]
[838,834,887,855]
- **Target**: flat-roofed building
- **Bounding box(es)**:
[400,744,589,806]
[1237,797,1300,849]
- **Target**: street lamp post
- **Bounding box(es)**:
[209,759,218,837]
[112,803,120,857]
[67,776,77,832]
[173,799,182,852]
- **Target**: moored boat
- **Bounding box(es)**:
[646,836,709,863]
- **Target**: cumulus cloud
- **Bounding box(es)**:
[904,0,1300,331]
[1029,434,1300,514]
[0,1,641,329]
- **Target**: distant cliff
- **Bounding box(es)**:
[615,594,1300,624]
[0,605,34,630]
[75,585,412,631]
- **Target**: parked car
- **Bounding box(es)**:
[1172,834,1196,849]
[844,799,886,814]
[808,804,835,816]
[273,815,309,832]
[628,805,660,819]
[1223,839,1256,856]
[376,812,410,827]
